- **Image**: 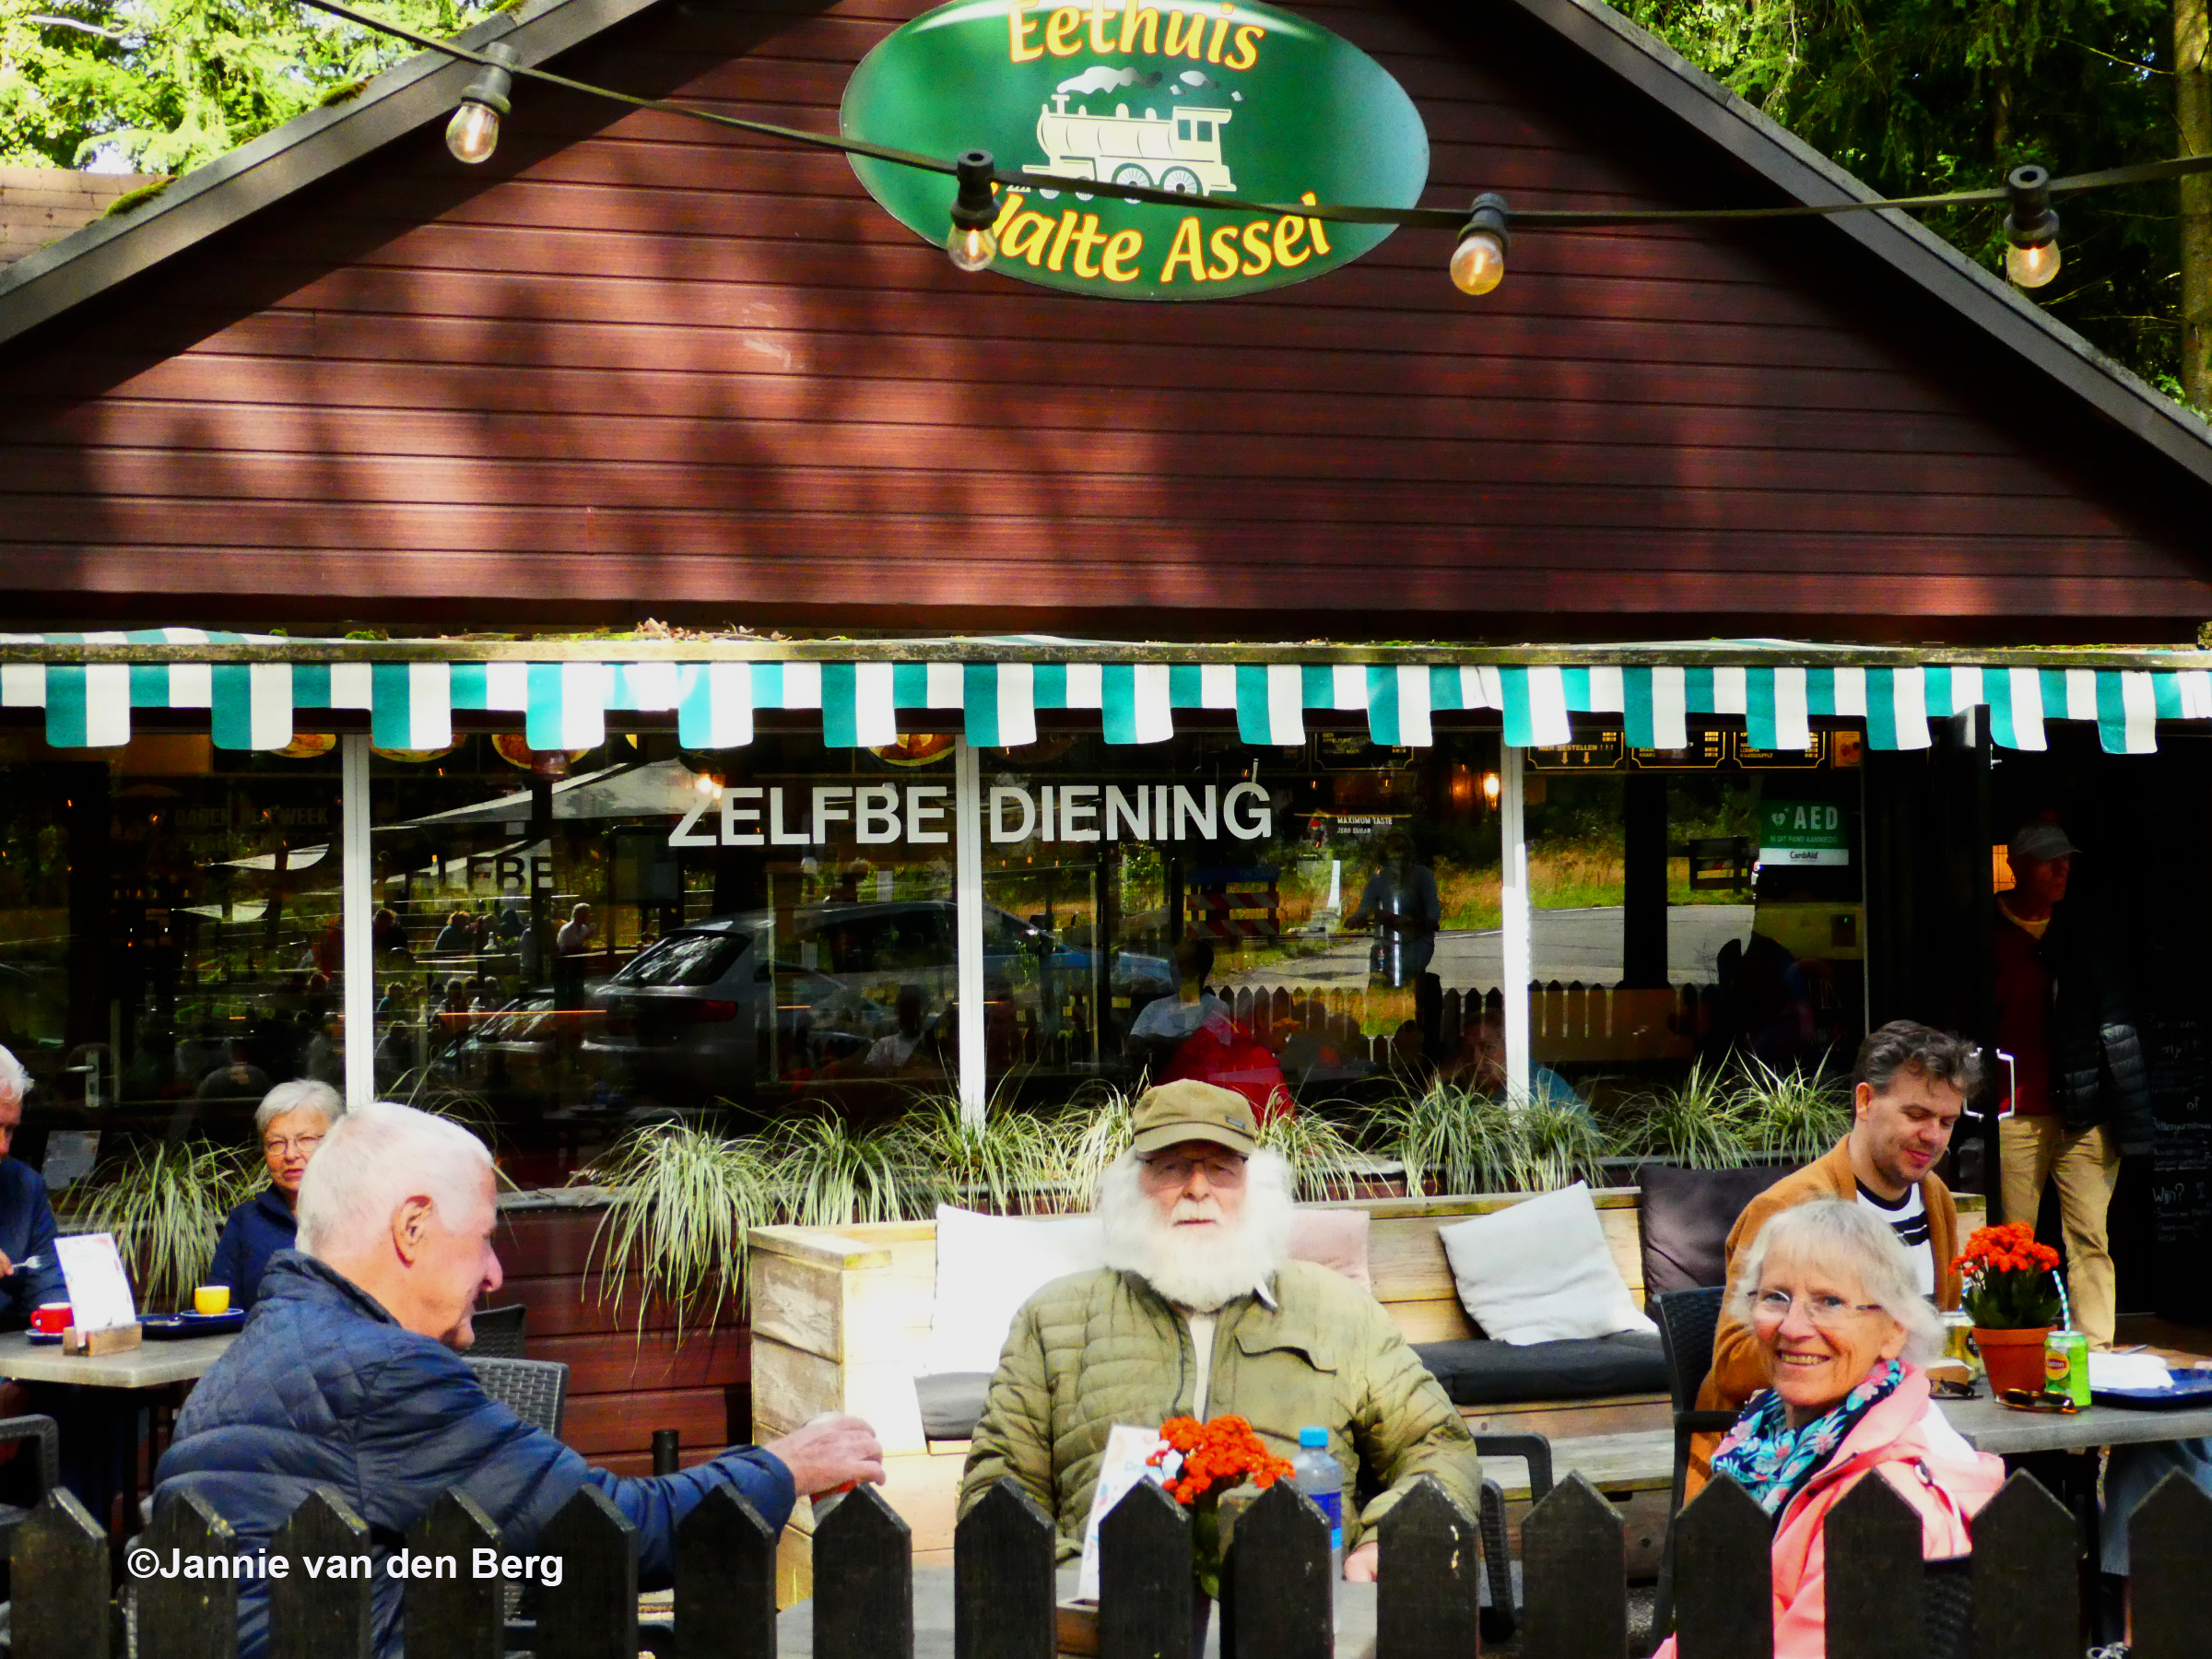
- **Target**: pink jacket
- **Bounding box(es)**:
[1657,1367,2006,1659]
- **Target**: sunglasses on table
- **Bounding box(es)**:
[1996,1388,2081,1415]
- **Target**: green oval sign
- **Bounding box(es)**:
[841,0,1428,300]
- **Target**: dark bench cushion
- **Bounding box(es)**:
[919,1371,994,1441]
[1636,1160,1805,1299]
[1414,1333,1669,1406]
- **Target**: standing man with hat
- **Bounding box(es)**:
[960,1079,1477,1580]
[1993,818,2152,1349]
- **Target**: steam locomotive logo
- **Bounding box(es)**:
[1021,92,1237,196]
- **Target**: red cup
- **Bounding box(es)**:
[29,1302,70,1335]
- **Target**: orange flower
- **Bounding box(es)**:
[1147,1413,1295,1507]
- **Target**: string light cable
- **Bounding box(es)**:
[301,0,2212,290]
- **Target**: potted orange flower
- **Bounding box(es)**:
[1951,1221,2065,1394]
[1147,1414,1295,1611]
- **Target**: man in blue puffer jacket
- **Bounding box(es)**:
[155,1100,883,1659]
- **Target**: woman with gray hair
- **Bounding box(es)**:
[1655,1200,2004,1659]
[207,1079,343,1311]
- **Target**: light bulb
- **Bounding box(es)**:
[1449,229,1505,296]
[947,222,997,273]
[446,100,500,165]
[2006,239,2061,288]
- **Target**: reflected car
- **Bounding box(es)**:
[583,900,1169,1104]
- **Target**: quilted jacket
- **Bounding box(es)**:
[2040,905,2155,1151]
[154,1252,794,1659]
[958,1260,1479,1555]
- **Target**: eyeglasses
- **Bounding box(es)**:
[1750,1289,1885,1330]
[1142,1154,1246,1188]
[264,1135,324,1158]
[1997,1388,2079,1415]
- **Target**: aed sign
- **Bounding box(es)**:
[667,782,1272,847]
[1759,800,1849,867]
[840,0,1428,300]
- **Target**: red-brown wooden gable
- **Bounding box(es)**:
[1,0,2206,641]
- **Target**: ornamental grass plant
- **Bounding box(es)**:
[71,1139,262,1312]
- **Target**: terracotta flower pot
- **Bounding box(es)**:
[1973,1325,2053,1394]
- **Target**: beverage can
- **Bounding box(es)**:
[1939,1311,1980,1378]
[2043,1330,2090,1407]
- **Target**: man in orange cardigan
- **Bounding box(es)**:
[1687,1021,1981,1496]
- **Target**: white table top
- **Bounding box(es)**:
[0,1329,236,1388]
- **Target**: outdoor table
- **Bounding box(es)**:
[0,1330,237,1562]
[777,1563,1382,1658]
[1938,1393,2212,1456]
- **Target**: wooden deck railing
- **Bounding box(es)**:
[17,1465,2212,1657]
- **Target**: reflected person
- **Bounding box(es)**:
[1347,830,1440,988]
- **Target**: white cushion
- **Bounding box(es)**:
[925,1206,1105,1376]
[1435,1182,1656,1345]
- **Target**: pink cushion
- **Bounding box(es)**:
[1288,1207,1371,1290]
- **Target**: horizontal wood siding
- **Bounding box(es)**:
[497,1207,751,1469]
[0,0,2206,635]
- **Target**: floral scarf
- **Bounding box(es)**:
[1711,1359,1906,1517]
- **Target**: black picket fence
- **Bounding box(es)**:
[12,1465,2212,1659]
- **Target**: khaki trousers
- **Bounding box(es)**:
[1998,1115,2122,1348]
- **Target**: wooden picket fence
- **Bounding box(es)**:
[12,1465,2212,1659]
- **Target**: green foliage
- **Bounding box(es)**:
[1614,1059,1754,1168]
[1737,1058,1853,1160]
[1374,1080,1608,1195]
[582,1124,774,1338]
[0,0,503,172]
[1617,0,2189,396]
[1255,1105,1373,1201]
[70,1138,261,1312]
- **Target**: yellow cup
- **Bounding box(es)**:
[194,1285,230,1316]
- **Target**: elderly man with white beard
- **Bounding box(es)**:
[960,1080,1478,1581]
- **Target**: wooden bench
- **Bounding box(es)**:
[747,1184,1984,1601]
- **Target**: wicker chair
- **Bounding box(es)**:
[470,1302,529,1359]
[1473,1431,1554,1642]
[467,1356,569,1437]
[1651,1286,1743,1638]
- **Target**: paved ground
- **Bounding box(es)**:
[1222,904,1755,993]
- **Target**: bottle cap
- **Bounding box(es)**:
[1299,1426,1327,1448]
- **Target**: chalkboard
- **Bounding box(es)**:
[2147,1013,2212,1321]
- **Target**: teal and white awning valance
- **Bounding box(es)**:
[6,632,2212,756]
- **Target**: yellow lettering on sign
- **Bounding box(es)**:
[1163,8,1207,56]
[1272,213,1308,267]
[1045,6,1083,53]
[1300,190,1332,254]
[1002,206,1056,265]
[1206,223,1241,278]
[1088,0,1116,50]
[1241,218,1273,276]
[1222,22,1263,67]
[1045,208,1082,270]
[1008,0,1043,61]
[1118,0,1159,53]
[1159,216,1208,282]
[1100,228,1144,281]
[1206,13,1230,60]
[1070,214,1111,277]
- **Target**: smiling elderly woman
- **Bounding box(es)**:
[1659,1199,2004,1659]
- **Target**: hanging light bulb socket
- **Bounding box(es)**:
[945,149,1001,273]
[445,41,517,165]
[1450,192,1512,296]
[2002,164,2062,288]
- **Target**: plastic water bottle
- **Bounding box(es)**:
[1291,1425,1345,1580]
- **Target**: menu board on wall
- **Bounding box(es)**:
[2147,1013,2212,1321]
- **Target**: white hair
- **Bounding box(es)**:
[255,1079,344,1137]
[1096,1147,1294,1312]
[296,1100,494,1261]
[0,1045,24,1111]
[1728,1198,1943,1366]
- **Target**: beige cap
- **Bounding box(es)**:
[1131,1079,1258,1158]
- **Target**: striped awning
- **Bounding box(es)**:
[5,632,2210,755]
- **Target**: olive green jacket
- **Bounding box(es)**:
[958,1261,1480,1558]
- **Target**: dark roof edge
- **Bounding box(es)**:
[0,0,665,353]
[1494,0,2212,492]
